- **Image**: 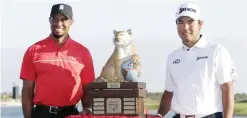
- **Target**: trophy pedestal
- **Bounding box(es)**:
[87,82,147,116]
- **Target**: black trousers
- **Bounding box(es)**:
[172,112,223,118]
[32,105,79,118]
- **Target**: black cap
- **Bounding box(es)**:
[50,3,73,19]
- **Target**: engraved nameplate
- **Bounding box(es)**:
[93,111,105,114]
[94,102,104,106]
[124,102,135,105]
[124,110,136,114]
[93,106,105,110]
[106,98,121,113]
[107,83,120,88]
[123,98,135,101]
[93,98,104,101]
[124,106,135,109]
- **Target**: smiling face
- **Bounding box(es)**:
[176,16,203,45]
[49,14,73,39]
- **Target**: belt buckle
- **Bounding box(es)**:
[49,106,58,114]
[185,115,195,118]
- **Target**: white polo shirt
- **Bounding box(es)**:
[165,35,237,115]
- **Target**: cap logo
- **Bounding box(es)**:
[178,7,196,14]
[59,5,64,10]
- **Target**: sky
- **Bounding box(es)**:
[1,0,247,93]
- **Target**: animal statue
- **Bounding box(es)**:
[94,29,142,82]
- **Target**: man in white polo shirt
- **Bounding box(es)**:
[156,2,237,118]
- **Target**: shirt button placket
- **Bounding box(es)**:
[56,47,62,56]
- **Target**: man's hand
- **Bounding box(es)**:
[146,114,163,118]
[156,114,163,118]
[80,84,92,115]
[221,81,234,118]
[80,108,92,115]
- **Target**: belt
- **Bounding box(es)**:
[175,112,223,118]
[35,104,76,114]
[175,114,206,118]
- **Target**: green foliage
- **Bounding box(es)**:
[234,103,247,115]
[146,92,163,101]
[0,92,13,102]
[235,93,247,103]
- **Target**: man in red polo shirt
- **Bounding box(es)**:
[20,3,95,118]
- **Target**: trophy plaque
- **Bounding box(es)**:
[87,82,147,116]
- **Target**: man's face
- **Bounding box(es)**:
[176,16,203,43]
[49,14,73,38]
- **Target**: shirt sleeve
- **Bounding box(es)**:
[20,47,36,81]
[215,45,237,85]
[80,48,95,85]
[165,57,176,92]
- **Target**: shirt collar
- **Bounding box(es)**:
[182,35,208,51]
[47,35,71,49]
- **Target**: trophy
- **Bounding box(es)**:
[87,29,147,117]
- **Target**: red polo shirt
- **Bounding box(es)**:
[20,36,95,106]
